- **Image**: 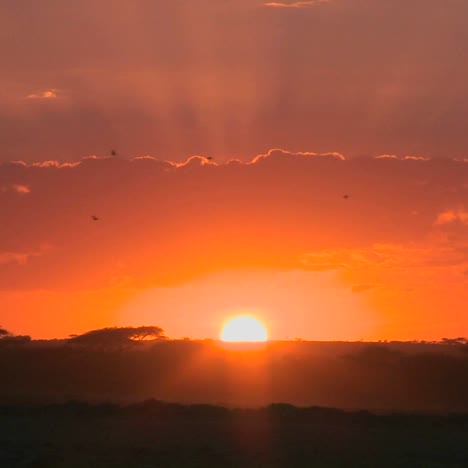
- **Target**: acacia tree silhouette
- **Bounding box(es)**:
[0,327,31,345]
[68,326,166,350]
[440,337,468,345]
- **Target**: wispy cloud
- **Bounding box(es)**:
[1,184,31,194]
[263,0,328,8]
[12,184,30,194]
[0,247,48,266]
[434,209,468,226]
[376,155,430,161]
[26,89,59,100]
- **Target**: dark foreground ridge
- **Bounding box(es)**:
[3,335,468,412]
[1,401,468,467]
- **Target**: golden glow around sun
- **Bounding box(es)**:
[220,316,268,342]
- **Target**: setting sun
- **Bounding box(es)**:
[220,316,268,342]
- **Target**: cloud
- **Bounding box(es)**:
[302,239,468,272]
[263,0,327,7]
[174,155,217,168]
[1,184,31,194]
[12,184,30,194]
[375,155,431,161]
[300,244,415,277]
[251,149,345,164]
[434,209,468,226]
[0,247,47,266]
[26,89,59,100]
[0,252,30,266]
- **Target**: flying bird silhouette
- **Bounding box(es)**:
[91,215,100,221]
[343,194,350,200]
[110,149,117,156]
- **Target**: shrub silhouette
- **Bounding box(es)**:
[0,335,31,346]
[0,327,31,346]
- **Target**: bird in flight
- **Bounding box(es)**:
[343,194,350,200]
[91,215,100,221]
[110,149,117,156]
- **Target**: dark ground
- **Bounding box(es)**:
[2,338,468,466]
[1,402,468,468]
[3,339,468,412]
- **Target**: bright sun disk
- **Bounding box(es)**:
[220,316,268,342]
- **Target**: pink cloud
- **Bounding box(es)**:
[263,0,328,7]
[0,247,48,266]
[12,184,30,194]
[375,155,430,161]
[1,183,31,194]
[435,209,468,226]
[26,89,59,100]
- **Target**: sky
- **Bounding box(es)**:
[1,0,468,340]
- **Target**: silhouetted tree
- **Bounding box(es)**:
[440,337,468,346]
[455,337,468,345]
[0,335,31,346]
[0,327,31,346]
[68,326,165,350]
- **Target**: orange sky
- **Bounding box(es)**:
[1,1,468,339]
[1,152,467,340]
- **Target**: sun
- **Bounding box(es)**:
[220,316,268,342]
